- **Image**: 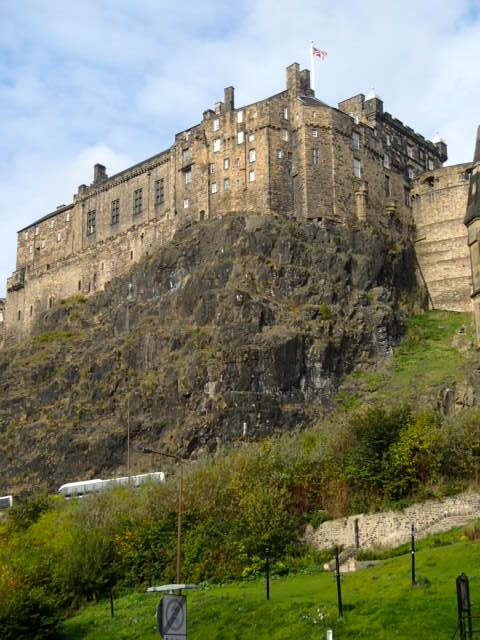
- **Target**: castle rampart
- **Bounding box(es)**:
[3,63,453,346]
[412,163,473,312]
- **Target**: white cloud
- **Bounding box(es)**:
[0,0,479,295]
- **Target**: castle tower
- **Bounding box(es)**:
[465,126,480,344]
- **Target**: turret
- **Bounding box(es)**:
[465,126,480,226]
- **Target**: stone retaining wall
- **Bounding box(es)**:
[303,492,480,550]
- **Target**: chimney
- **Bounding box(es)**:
[474,125,480,163]
[93,164,107,184]
[286,63,300,95]
[299,69,313,95]
[224,86,234,112]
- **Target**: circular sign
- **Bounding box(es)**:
[165,597,184,632]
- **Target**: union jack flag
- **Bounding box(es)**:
[312,46,327,59]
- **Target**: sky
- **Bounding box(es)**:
[1,0,480,296]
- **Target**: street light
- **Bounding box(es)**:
[136,446,184,585]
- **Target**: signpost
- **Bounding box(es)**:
[456,573,472,640]
[148,583,197,640]
[157,595,187,640]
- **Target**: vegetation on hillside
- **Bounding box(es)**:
[1,310,480,638]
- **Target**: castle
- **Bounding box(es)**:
[2,62,479,347]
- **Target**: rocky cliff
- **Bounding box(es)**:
[0,214,424,494]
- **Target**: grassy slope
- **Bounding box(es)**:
[334,310,476,413]
[63,531,479,639]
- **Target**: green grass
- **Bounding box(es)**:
[337,310,475,411]
[63,535,480,639]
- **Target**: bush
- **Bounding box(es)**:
[0,585,62,640]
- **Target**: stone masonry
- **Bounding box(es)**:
[2,63,458,346]
[303,491,480,551]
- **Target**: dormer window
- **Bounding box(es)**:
[213,118,220,132]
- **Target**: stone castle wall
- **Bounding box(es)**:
[412,164,473,312]
[3,63,460,346]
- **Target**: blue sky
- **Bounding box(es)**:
[1,0,480,295]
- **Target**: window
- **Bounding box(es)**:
[223,178,230,190]
[404,187,411,207]
[353,158,362,178]
[185,168,192,184]
[66,212,70,222]
[248,133,255,142]
[312,128,318,138]
[276,149,283,159]
[312,148,320,165]
[383,154,391,169]
[182,148,190,164]
[213,118,220,131]
[155,179,164,206]
[248,148,256,163]
[111,199,120,224]
[223,158,230,170]
[386,134,391,146]
[24,231,28,240]
[209,163,216,175]
[29,245,33,254]
[50,221,54,229]
[41,239,45,248]
[213,138,221,152]
[237,131,244,144]
[133,188,143,215]
[211,181,217,194]
[237,110,243,124]
[407,144,414,159]
[235,158,240,168]
[428,159,434,171]
[282,106,288,120]
[408,167,415,180]
[419,149,425,161]
[56,232,61,242]
[281,128,289,141]
[384,174,390,196]
[248,170,255,182]
[183,199,189,209]
[352,131,360,150]
[87,210,96,235]
[35,226,39,236]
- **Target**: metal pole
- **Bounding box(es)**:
[310,41,315,92]
[354,519,359,549]
[134,446,184,587]
[127,396,131,479]
[176,458,183,585]
[110,590,114,618]
[335,547,343,618]
[266,548,270,601]
[411,524,415,586]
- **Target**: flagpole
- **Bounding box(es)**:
[310,40,315,93]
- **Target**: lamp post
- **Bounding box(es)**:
[136,446,184,585]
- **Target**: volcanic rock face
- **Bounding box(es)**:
[0,214,423,493]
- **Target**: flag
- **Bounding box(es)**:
[312,46,327,60]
